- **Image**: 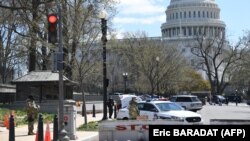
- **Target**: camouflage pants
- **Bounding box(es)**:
[28,121,35,134]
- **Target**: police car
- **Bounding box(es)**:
[116,100,203,124]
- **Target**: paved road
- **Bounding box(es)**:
[197,102,250,124]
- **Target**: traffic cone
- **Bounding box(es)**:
[4,114,9,129]
[35,129,38,141]
[34,125,39,141]
[44,122,51,141]
[3,114,7,127]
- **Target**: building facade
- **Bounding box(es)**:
[161,0,226,80]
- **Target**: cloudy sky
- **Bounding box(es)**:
[113,0,250,42]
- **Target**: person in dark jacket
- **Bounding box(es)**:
[235,96,239,106]
[225,97,229,105]
[107,97,114,118]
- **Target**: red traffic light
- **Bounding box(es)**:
[48,14,57,24]
[47,14,58,44]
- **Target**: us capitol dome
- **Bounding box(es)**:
[161,0,226,40]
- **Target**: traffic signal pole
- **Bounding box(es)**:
[56,1,69,140]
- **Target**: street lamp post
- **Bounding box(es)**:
[99,10,108,120]
[123,73,128,93]
[156,56,160,96]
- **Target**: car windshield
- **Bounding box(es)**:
[155,102,183,111]
[217,95,225,99]
[191,97,200,102]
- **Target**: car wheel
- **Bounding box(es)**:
[123,117,129,120]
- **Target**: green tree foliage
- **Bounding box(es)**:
[179,68,210,92]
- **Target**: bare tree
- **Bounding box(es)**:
[0,2,27,83]
[113,32,187,95]
[0,0,57,72]
[59,0,117,80]
[190,31,247,95]
[229,31,250,97]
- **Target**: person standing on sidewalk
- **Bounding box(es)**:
[107,97,114,119]
[26,95,40,135]
[128,97,139,120]
[225,97,229,105]
[235,96,239,106]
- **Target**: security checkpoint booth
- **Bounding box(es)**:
[11,71,78,113]
[64,100,78,140]
[11,71,79,139]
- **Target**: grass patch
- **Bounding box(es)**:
[0,107,54,126]
[77,121,99,131]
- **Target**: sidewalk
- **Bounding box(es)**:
[0,113,102,141]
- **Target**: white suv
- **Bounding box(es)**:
[170,95,203,112]
[117,100,203,124]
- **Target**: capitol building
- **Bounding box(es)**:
[160,0,226,79]
[161,0,225,40]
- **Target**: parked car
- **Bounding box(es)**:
[225,95,242,103]
[117,100,203,124]
[247,100,250,106]
[169,95,203,112]
[211,95,226,104]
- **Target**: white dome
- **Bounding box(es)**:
[170,0,215,4]
[161,0,225,39]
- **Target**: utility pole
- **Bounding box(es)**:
[56,1,69,140]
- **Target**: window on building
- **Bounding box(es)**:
[193,11,196,18]
[198,11,200,18]
[180,12,182,18]
[184,11,186,18]
[188,27,192,36]
[176,12,178,19]
[189,11,191,18]
[203,11,205,18]
[199,27,202,35]
[194,27,197,35]
[183,28,186,36]
[207,11,209,18]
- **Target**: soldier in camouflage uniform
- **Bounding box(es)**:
[128,97,139,120]
[26,95,40,135]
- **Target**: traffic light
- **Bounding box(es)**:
[47,14,58,44]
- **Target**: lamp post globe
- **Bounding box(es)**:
[123,73,128,93]
[99,10,108,19]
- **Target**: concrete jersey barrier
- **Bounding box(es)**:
[99,119,191,141]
